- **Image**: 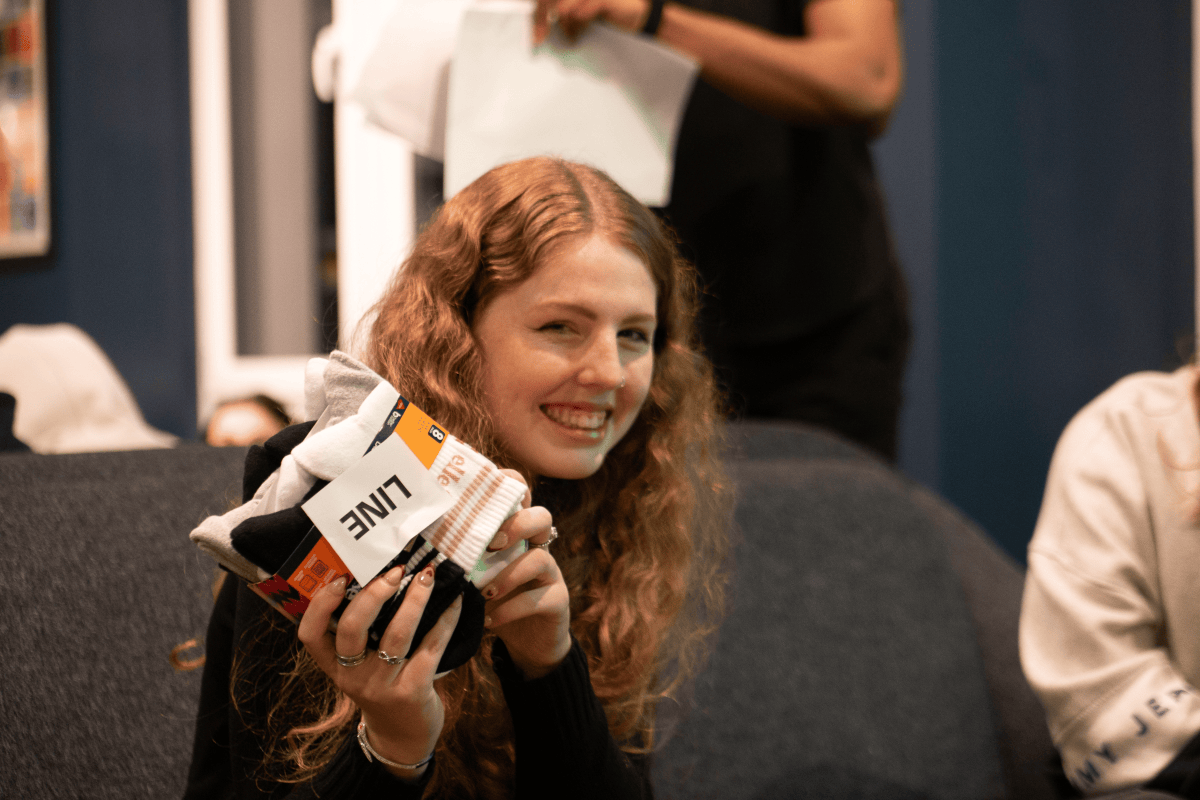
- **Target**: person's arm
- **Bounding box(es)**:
[183,577,435,800]
[493,636,652,799]
[537,0,902,136]
[1019,377,1200,796]
[478,487,644,797]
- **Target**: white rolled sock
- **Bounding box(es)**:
[291,381,401,482]
[426,437,527,585]
[191,351,528,588]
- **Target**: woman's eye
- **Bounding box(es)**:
[537,322,571,334]
[619,328,653,345]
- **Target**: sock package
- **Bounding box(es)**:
[190,352,528,671]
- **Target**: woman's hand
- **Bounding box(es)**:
[533,0,650,44]
[535,0,902,135]
[482,471,572,679]
[297,564,462,780]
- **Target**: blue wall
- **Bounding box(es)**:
[875,0,939,493]
[0,0,196,439]
[879,1,1194,561]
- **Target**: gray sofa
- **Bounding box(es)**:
[653,423,1058,800]
[0,421,1085,798]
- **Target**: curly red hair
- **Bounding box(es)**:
[263,157,731,798]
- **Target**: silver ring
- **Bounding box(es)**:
[378,649,406,666]
[336,648,368,668]
[532,525,558,550]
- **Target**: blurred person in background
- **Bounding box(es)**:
[1022,363,1200,796]
[536,0,908,460]
[205,394,290,447]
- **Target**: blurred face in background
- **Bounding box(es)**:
[206,398,287,447]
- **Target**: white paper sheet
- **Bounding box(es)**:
[445,1,698,205]
[349,0,474,160]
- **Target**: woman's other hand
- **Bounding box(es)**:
[535,0,902,136]
[482,470,571,679]
[297,565,461,780]
[533,0,650,44]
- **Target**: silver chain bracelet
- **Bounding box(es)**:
[356,719,434,771]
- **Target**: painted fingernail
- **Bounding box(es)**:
[488,533,508,552]
[329,576,348,594]
[483,584,498,600]
[384,566,405,586]
[418,566,434,586]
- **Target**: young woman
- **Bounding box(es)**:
[183,157,730,799]
[1020,364,1200,796]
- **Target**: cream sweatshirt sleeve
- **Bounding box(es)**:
[1020,371,1200,795]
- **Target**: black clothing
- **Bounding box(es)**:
[0,392,29,452]
[1146,729,1200,797]
[183,577,651,799]
[661,0,909,459]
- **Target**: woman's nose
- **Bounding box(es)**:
[576,334,623,389]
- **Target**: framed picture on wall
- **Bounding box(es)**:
[0,0,48,259]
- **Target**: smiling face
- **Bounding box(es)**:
[472,233,658,479]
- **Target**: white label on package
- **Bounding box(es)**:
[302,434,455,585]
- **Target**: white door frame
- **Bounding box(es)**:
[189,0,415,425]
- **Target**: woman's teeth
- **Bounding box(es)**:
[542,405,608,431]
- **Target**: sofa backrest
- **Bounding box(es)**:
[651,421,1059,800]
[0,445,246,800]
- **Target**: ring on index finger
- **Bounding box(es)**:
[531,525,559,550]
